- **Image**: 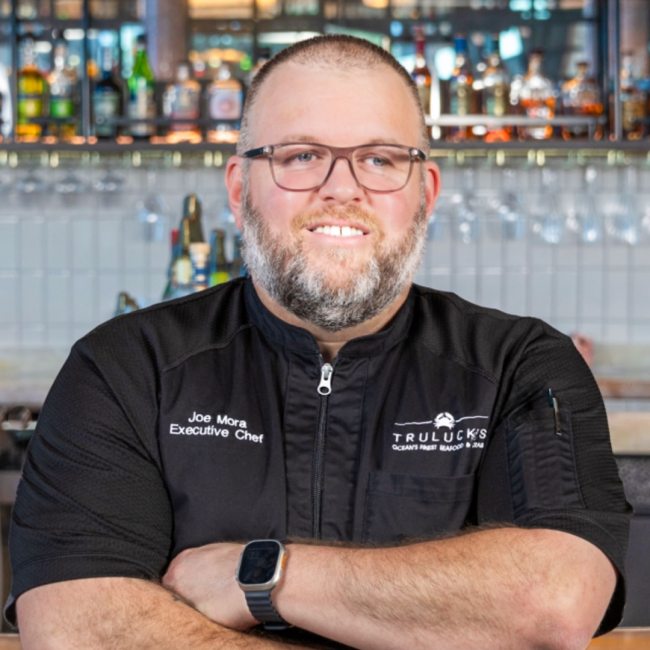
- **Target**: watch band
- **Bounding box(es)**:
[244,591,290,631]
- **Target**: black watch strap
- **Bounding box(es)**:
[244,591,290,631]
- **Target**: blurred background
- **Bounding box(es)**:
[1,0,650,631]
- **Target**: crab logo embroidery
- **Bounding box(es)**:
[434,412,456,429]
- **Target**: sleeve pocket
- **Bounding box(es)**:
[362,472,476,543]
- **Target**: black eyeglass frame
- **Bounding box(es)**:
[242,142,427,194]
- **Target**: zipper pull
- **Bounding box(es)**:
[317,363,333,396]
[548,388,561,436]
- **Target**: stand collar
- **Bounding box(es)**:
[244,277,414,358]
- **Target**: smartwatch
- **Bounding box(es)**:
[236,539,290,631]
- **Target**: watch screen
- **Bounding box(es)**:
[239,541,281,586]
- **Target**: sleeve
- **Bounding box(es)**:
[5,335,173,627]
[476,323,632,636]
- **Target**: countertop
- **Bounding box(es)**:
[0,628,648,649]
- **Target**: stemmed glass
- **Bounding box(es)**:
[532,167,566,245]
[606,164,642,245]
[136,169,169,242]
[494,168,526,241]
[568,165,603,244]
[453,166,481,244]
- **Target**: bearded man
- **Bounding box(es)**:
[11,36,629,650]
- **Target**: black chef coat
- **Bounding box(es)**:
[7,277,631,634]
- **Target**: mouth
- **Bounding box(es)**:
[306,221,370,238]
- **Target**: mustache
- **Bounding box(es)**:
[291,204,384,236]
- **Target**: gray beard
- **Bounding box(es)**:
[240,192,427,332]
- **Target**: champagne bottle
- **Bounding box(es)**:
[209,229,230,286]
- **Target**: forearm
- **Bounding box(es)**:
[17,577,304,650]
[275,528,616,650]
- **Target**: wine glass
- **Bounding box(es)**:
[136,169,169,242]
[606,165,642,246]
[532,167,566,245]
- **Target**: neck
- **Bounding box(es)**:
[252,279,411,363]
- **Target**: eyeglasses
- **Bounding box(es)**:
[243,142,426,193]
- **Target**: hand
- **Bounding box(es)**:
[162,542,258,630]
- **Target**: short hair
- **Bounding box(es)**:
[237,34,429,157]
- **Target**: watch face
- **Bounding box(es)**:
[238,540,281,586]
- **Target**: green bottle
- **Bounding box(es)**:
[209,229,230,286]
[128,34,155,138]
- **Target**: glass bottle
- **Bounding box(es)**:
[47,31,77,140]
[561,62,603,140]
[511,50,556,141]
[190,242,211,292]
[482,35,511,142]
[209,229,230,286]
[93,46,122,139]
[206,63,243,143]
[162,62,201,142]
[128,34,156,138]
[448,35,474,141]
[162,228,179,301]
[619,53,646,140]
[231,232,245,278]
[17,34,47,140]
[411,27,431,118]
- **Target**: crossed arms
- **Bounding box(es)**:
[17,525,616,650]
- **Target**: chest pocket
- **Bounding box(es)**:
[362,472,476,543]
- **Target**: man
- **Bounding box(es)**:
[12,36,630,650]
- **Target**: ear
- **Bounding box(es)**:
[225,155,245,231]
[423,160,441,220]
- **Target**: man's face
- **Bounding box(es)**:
[227,61,440,331]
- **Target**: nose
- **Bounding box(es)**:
[317,156,365,204]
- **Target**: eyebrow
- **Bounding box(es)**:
[279,135,405,146]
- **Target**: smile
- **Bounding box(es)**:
[310,225,366,237]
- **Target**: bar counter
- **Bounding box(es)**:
[0,629,649,649]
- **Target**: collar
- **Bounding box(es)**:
[244,277,415,359]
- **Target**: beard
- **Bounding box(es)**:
[240,188,428,332]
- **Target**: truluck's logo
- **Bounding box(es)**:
[392,412,489,453]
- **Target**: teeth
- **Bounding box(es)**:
[312,226,365,237]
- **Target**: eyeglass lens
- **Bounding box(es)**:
[270,144,413,191]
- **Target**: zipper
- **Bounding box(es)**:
[312,359,334,539]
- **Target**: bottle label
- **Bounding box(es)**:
[129,84,155,136]
[18,97,43,118]
[450,85,471,116]
[94,92,120,136]
[209,89,242,120]
[210,271,230,287]
[50,97,75,119]
[485,85,506,117]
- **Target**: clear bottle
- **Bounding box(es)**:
[482,35,511,142]
[411,27,431,118]
[511,50,556,141]
[162,62,201,142]
[206,63,243,143]
[47,31,77,140]
[449,35,474,141]
[17,34,47,140]
[93,46,122,139]
[209,229,230,286]
[561,61,603,140]
[128,34,156,138]
[619,53,646,140]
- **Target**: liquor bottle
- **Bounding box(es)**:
[162,228,179,301]
[561,62,603,140]
[511,50,556,140]
[162,62,201,142]
[128,34,156,138]
[190,243,211,292]
[183,194,205,243]
[411,27,431,118]
[47,31,77,140]
[482,35,511,142]
[231,232,245,278]
[619,53,646,140]
[209,229,230,286]
[93,46,122,139]
[206,63,243,143]
[17,34,47,140]
[448,35,474,141]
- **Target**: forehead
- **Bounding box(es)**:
[250,61,421,148]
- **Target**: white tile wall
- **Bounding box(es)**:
[1,159,650,351]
